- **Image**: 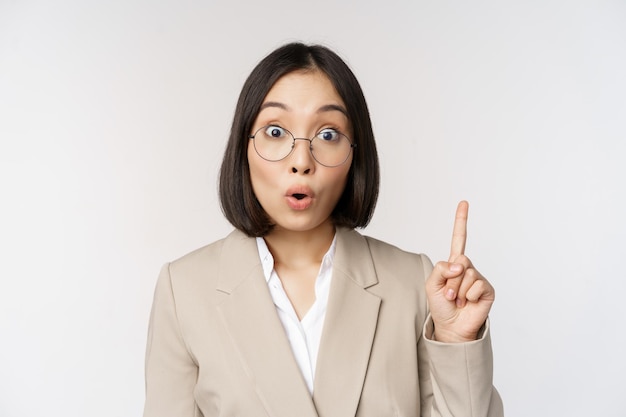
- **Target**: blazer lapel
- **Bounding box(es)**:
[313,228,381,417]
[215,230,318,417]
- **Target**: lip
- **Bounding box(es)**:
[285,185,314,210]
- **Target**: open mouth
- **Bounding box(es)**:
[286,189,313,210]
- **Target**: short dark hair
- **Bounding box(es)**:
[219,42,380,237]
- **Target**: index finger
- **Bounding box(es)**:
[449,200,469,262]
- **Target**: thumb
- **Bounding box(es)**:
[427,261,465,291]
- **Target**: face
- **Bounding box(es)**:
[247,70,353,234]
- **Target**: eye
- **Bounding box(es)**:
[264,125,287,139]
[317,128,340,142]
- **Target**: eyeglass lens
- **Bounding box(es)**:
[251,125,353,167]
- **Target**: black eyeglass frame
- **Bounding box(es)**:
[248,125,357,168]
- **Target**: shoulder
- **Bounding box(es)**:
[344,228,432,271]
[172,228,251,264]
[367,235,433,280]
[337,227,433,283]
[164,229,256,290]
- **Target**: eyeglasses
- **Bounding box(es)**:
[248,125,356,167]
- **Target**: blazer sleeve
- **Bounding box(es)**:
[417,254,504,417]
[143,264,202,417]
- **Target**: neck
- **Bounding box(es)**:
[263,221,336,268]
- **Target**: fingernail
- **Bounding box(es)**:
[456,298,464,308]
[450,263,463,273]
[446,289,455,300]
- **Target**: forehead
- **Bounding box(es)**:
[262,70,346,111]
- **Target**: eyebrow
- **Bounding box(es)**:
[259,101,288,111]
[259,101,348,117]
[318,104,348,117]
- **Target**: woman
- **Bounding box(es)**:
[144,42,504,417]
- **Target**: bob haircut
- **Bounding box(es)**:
[219,42,380,237]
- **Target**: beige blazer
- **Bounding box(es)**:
[144,228,503,417]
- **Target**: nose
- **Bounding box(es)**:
[289,138,315,174]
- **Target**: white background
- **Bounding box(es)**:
[1,1,625,416]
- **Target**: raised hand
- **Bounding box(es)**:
[425,201,495,343]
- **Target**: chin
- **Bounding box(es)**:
[273,217,332,234]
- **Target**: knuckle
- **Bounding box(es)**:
[474,279,486,291]
[465,268,478,280]
[458,254,472,267]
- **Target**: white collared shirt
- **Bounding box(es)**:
[255,236,336,395]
